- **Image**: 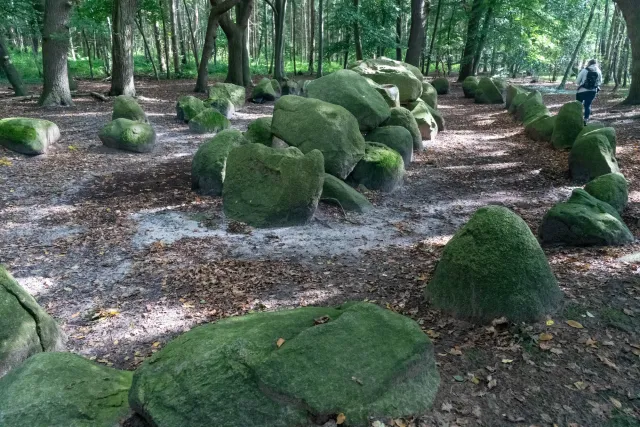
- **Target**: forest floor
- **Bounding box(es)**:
[0,77,639,427]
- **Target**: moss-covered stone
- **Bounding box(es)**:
[223,144,324,227]
[492,78,507,92]
[1,266,64,378]
[420,81,438,109]
[369,81,401,108]
[576,126,616,153]
[462,76,479,98]
[281,80,299,95]
[506,85,525,110]
[270,78,282,95]
[584,172,628,214]
[569,134,619,183]
[516,91,549,125]
[188,108,231,134]
[98,118,156,153]
[271,95,365,179]
[251,78,278,103]
[365,126,413,166]
[551,101,584,149]
[191,130,247,196]
[525,115,556,142]
[540,189,633,246]
[508,90,529,115]
[425,206,562,323]
[306,69,391,131]
[176,95,207,123]
[474,77,504,104]
[112,95,148,123]
[208,97,235,118]
[0,118,60,155]
[406,99,439,141]
[382,107,423,151]
[349,142,405,192]
[425,102,445,132]
[243,117,273,146]
[208,82,246,109]
[0,352,132,427]
[350,58,423,102]
[321,174,373,213]
[577,121,604,138]
[129,302,439,427]
[431,77,450,95]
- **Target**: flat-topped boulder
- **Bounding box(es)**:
[525,115,556,142]
[365,125,413,166]
[188,108,230,134]
[99,118,156,153]
[243,117,273,146]
[176,95,207,123]
[584,172,628,214]
[321,174,373,213]
[350,58,423,102]
[506,85,525,110]
[208,82,245,109]
[576,126,616,153]
[191,130,248,196]
[112,95,148,123]
[383,106,423,151]
[0,118,60,155]
[474,77,504,104]
[551,101,584,149]
[348,142,405,192]
[569,133,619,183]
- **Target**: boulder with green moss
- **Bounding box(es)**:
[406,100,438,141]
[0,352,132,427]
[525,115,556,142]
[584,172,628,214]
[577,121,604,137]
[365,79,400,108]
[243,117,273,146]
[270,79,282,95]
[516,91,549,125]
[208,97,235,118]
[223,144,324,227]
[365,126,413,166]
[191,130,247,196]
[383,106,423,150]
[281,80,299,95]
[506,85,525,110]
[321,174,373,213]
[251,78,278,103]
[188,108,231,134]
[551,101,584,149]
[208,82,246,109]
[0,118,60,155]
[492,78,507,92]
[1,266,65,378]
[112,95,148,123]
[350,58,422,102]
[348,142,405,192]
[425,206,562,323]
[426,103,445,132]
[576,126,616,153]
[569,134,619,183]
[99,118,156,153]
[431,77,450,95]
[474,77,504,104]
[176,95,207,123]
[420,81,438,108]
[540,189,633,246]
[271,95,365,179]
[462,76,479,98]
[508,90,529,115]
[129,302,439,427]
[306,70,391,131]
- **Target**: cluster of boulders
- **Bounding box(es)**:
[175,82,246,134]
[505,84,631,247]
[98,96,157,152]
[462,76,506,104]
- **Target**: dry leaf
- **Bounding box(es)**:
[539,333,553,341]
[609,397,622,409]
[574,381,587,390]
[152,341,161,348]
[336,413,346,424]
[394,419,407,427]
[441,402,453,412]
[502,359,514,364]
[585,338,598,347]
[546,319,555,326]
[539,341,553,351]
[566,320,584,329]
[276,338,285,348]
[449,347,463,356]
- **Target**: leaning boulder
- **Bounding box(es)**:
[569,133,619,183]
[584,172,628,214]
[351,58,423,102]
[576,126,616,153]
[98,118,156,153]
[525,115,556,142]
[176,95,207,123]
[208,82,246,109]
[382,107,423,151]
[474,77,504,104]
[1,266,64,378]
[129,302,439,427]
[462,76,479,98]
[410,101,438,143]
[252,78,278,103]
[270,79,282,96]
[431,77,450,95]
[306,69,391,131]
[321,174,373,213]
[420,82,438,109]
[425,206,562,323]
[508,90,529,115]
[0,352,132,427]
[576,121,604,139]
[112,95,148,123]
[191,130,247,196]
[349,142,405,192]
[188,108,230,134]
[505,85,525,110]
[365,79,401,108]
[223,144,324,227]
[516,91,549,125]
[243,117,273,146]
[540,189,633,246]
[365,126,413,166]
[271,95,365,179]
[551,101,584,149]
[426,103,445,132]
[492,78,507,92]
[0,118,60,155]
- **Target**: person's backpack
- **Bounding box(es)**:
[582,69,599,90]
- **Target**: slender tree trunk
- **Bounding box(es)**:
[343,30,350,68]
[137,13,159,81]
[39,0,73,106]
[177,1,187,64]
[219,0,253,86]
[292,0,297,74]
[457,0,484,81]
[81,29,94,79]
[472,0,494,75]
[600,0,610,56]
[353,0,363,60]
[425,0,442,76]
[153,21,166,73]
[160,0,172,78]
[614,0,640,103]
[69,31,76,60]
[316,0,323,76]
[558,0,598,90]
[405,0,427,66]
[621,36,630,87]
[168,0,181,74]
[0,36,27,96]
[183,0,200,68]
[604,7,621,84]
[110,0,137,96]
[614,37,629,89]
[273,0,287,81]
[308,0,315,74]
[395,10,402,61]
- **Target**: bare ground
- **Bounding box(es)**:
[0,77,639,427]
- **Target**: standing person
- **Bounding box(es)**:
[575,59,603,124]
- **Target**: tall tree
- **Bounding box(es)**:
[353,0,363,60]
[110,0,137,96]
[558,0,598,90]
[39,0,73,106]
[316,0,323,76]
[614,0,640,103]
[424,0,442,75]
[472,0,496,75]
[0,35,27,96]
[219,0,253,86]
[308,0,315,74]
[268,0,288,81]
[457,0,484,81]
[405,0,428,66]
[168,0,181,74]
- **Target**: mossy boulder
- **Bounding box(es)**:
[0,118,60,155]
[223,144,324,227]
[1,266,65,378]
[98,118,156,153]
[577,121,604,139]
[508,90,529,115]
[306,69,391,131]
[425,206,562,323]
[365,126,413,166]
[350,58,423,102]
[243,117,273,146]
[188,108,231,134]
[281,80,299,96]
[492,78,507,92]
[176,95,207,123]
[540,189,633,246]
[208,82,246,109]
[462,76,479,98]
[321,174,373,213]
[431,77,450,95]
[576,126,616,153]
[0,352,132,427]
[505,85,525,110]
[420,81,438,109]
[516,91,549,125]
[191,130,247,196]
[525,115,556,142]
[208,97,235,119]
[425,102,445,132]
[365,79,401,108]
[569,134,619,183]
[112,95,148,123]
[270,79,282,95]
[251,78,278,103]
[348,142,405,192]
[382,107,423,151]
[551,101,584,150]
[406,100,438,141]
[584,172,628,214]
[271,95,365,179]
[474,77,504,104]
[129,302,439,427]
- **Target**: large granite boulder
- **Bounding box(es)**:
[348,142,405,192]
[425,103,445,132]
[462,76,479,98]
[129,303,439,427]
[420,81,438,109]
[365,79,400,108]
[576,126,617,153]
[1,266,64,378]
[365,126,413,166]
[281,80,299,96]
[188,108,230,134]
[271,95,365,179]
[0,352,132,427]
[576,121,604,139]
[508,90,529,115]
[474,77,504,104]
[382,107,423,151]
[540,189,633,246]
[176,95,207,123]
[208,97,235,119]
[251,78,278,103]
[98,118,156,153]
[584,172,628,214]
[208,82,246,109]
[223,144,324,227]
[0,118,60,155]
[505,85,525,110]
[191,130,248,196]
[350,58,423,102]
[321,174,373,213]
[306,70,391,131]
[425,206,562,323]
[525,115,556,142]
[243,117,273,146]
[112,95,148,123]
[551,101,584,149]
[516,91,549,125]
[569,133,619,183]
[431,77,450,95]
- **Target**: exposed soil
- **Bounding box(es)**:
[0,77,639,427]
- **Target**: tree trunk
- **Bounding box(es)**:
[153,21,166,73]
[292,0,297,74]
[405,0,427,66]
[81,29,94,79]
[457,0,484,81]
[110,0,137,96]
[604,7,622,84]
[316,0,323,77]
[0,36,27,96]
[353,0,363,60]
[177,1,188,64]
[39,0,73,106]
[600,0,610,56]
[183,0,200,69]
[614,36,629,89]
[472,0,495,75]
[308,0,315,74]
[558,0,598,90]
[219,0,253,86]
[168,0,181,74]
[621,36,630,87]
[160,0,172,78]
[395,10,402,61]
[136,13,159,81]
[272,0,287,81]
[69,31,76,61]
[343,30,350,68]
[425,0,442,76]
[614,0,640,103]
